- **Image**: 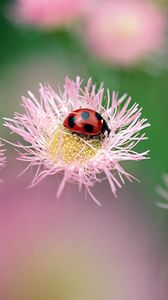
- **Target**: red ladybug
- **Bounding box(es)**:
[63,108,111,137]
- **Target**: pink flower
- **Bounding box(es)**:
[157,174,168,208]
[8,0,90,29]
[0,143,6,175]
[4,76,150,204]
[0,167,162,299]
[85,0,166,66]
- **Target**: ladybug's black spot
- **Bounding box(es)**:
[81,111,90,120]
[83,124,93,133]
[68,115,76,128]
[95,112,102,120]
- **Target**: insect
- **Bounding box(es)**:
[63,108,111,137]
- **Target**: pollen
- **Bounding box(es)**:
[48,126,102,164]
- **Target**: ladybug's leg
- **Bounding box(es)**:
[79,133,88,140]
[72,132,89,140]
[99,133,104,139]
[72,132,80,139]
[96,135,102,141]
[96,132,106,141]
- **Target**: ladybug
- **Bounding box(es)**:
[63,108,111,137]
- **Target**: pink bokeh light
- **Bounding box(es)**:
[85,0,166,66]
[8,0,91,29]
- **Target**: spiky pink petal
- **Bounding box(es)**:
[0,143,6,179]
[157,174,168,209]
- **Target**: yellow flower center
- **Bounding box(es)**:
[48,126,102,165]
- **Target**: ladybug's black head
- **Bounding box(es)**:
[101,119,111,137]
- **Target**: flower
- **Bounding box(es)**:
[4,76,150,204]
[156,174,168,208]
[84,0,166,66]
[0,166,162,299]
[8,0,90,29]
[0,143,6,175]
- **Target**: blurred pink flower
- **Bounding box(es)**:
[4,76,149,204]
[85,0,166,66]
[8,0,90,29]
[157,174,168,208]
[0,166,162,299]
[0,143,6,174]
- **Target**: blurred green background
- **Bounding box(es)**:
[0,0,168,299]
[0,0,168,223]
